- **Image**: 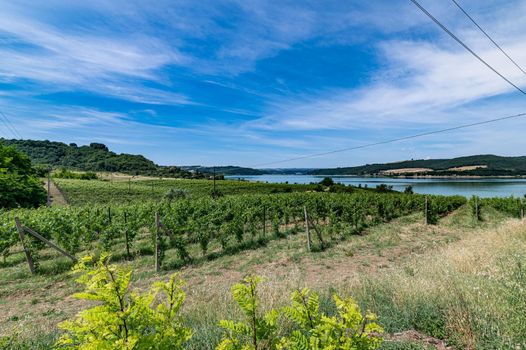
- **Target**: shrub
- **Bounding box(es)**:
[164,188,188,202]
[56,254,192,349]
[217,276,384,350]
[279,288,384,349]
[217,276,280,350]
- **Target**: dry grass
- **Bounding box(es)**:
[380,168,434,174]
[446,165,487,172]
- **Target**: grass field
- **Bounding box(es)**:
[1,179,526,349]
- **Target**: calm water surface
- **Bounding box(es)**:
[226,175,526,198]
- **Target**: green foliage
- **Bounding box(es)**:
[279,289,383,350]
[481,196,525,218]
[53,178,324,206]
[217,277,384,350]
[0,143,46,208]
[217,276,280,350]
[211,188,224,198]
[0,192,465,268]
[375,184,393,193]
[164,188,188,202]
[56,254,192,349]
[54,168,98,180]
[0,138,200,178]
[309,154,526,176]
[319,177,334,187]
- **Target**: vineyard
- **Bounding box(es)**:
[6,178,526,349]
[1,192,466,274]
[481,196,526,219]
[53,178,321,206]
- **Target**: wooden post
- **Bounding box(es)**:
[47,170,51,207]
[424,196,428,225]
[124,211,130,259]
[23,225,77,262]
[155,212,161,272]
[15,217,36,275]
[304,206,312,252]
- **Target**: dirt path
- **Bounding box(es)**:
[48,179,68,206]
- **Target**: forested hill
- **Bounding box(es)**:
[308,155,526,176]
[180,166,317,176]
[0,139,201,178]
[181,166,266,176]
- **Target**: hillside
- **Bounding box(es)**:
[0,139,201,178]
[308,154,526,176]
[181,165,266,176]
[181,166,317,176]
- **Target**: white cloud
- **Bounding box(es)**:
[248,23,526,132]
[0,2,191,105]
[2,0,526,167]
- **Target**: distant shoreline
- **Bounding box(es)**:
[386,175,526,179]
[228,174,526,179]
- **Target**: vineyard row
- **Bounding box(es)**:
[1,192,467,272]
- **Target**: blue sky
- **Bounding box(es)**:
[1,0,526,168]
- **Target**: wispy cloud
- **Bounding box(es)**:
[1,0,526,167]
[0,2,190,105]
[247,18,526,132]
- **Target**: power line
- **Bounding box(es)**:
[451,0,526,76]
[0,112,14,138]
[252,112,526,167]
[409,0,526,96]
[1,111,22,139]
[0,111,21,138]
[0,110,22,139]
[252,1,526,168]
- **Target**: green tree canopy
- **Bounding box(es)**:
[0,143,46,208]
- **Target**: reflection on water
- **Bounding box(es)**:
[226,175,526,198]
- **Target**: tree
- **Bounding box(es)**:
[319,177,335,187]
[89,142,109,151]
[0,143,46,208]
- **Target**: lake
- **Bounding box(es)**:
[225,175,526,198]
